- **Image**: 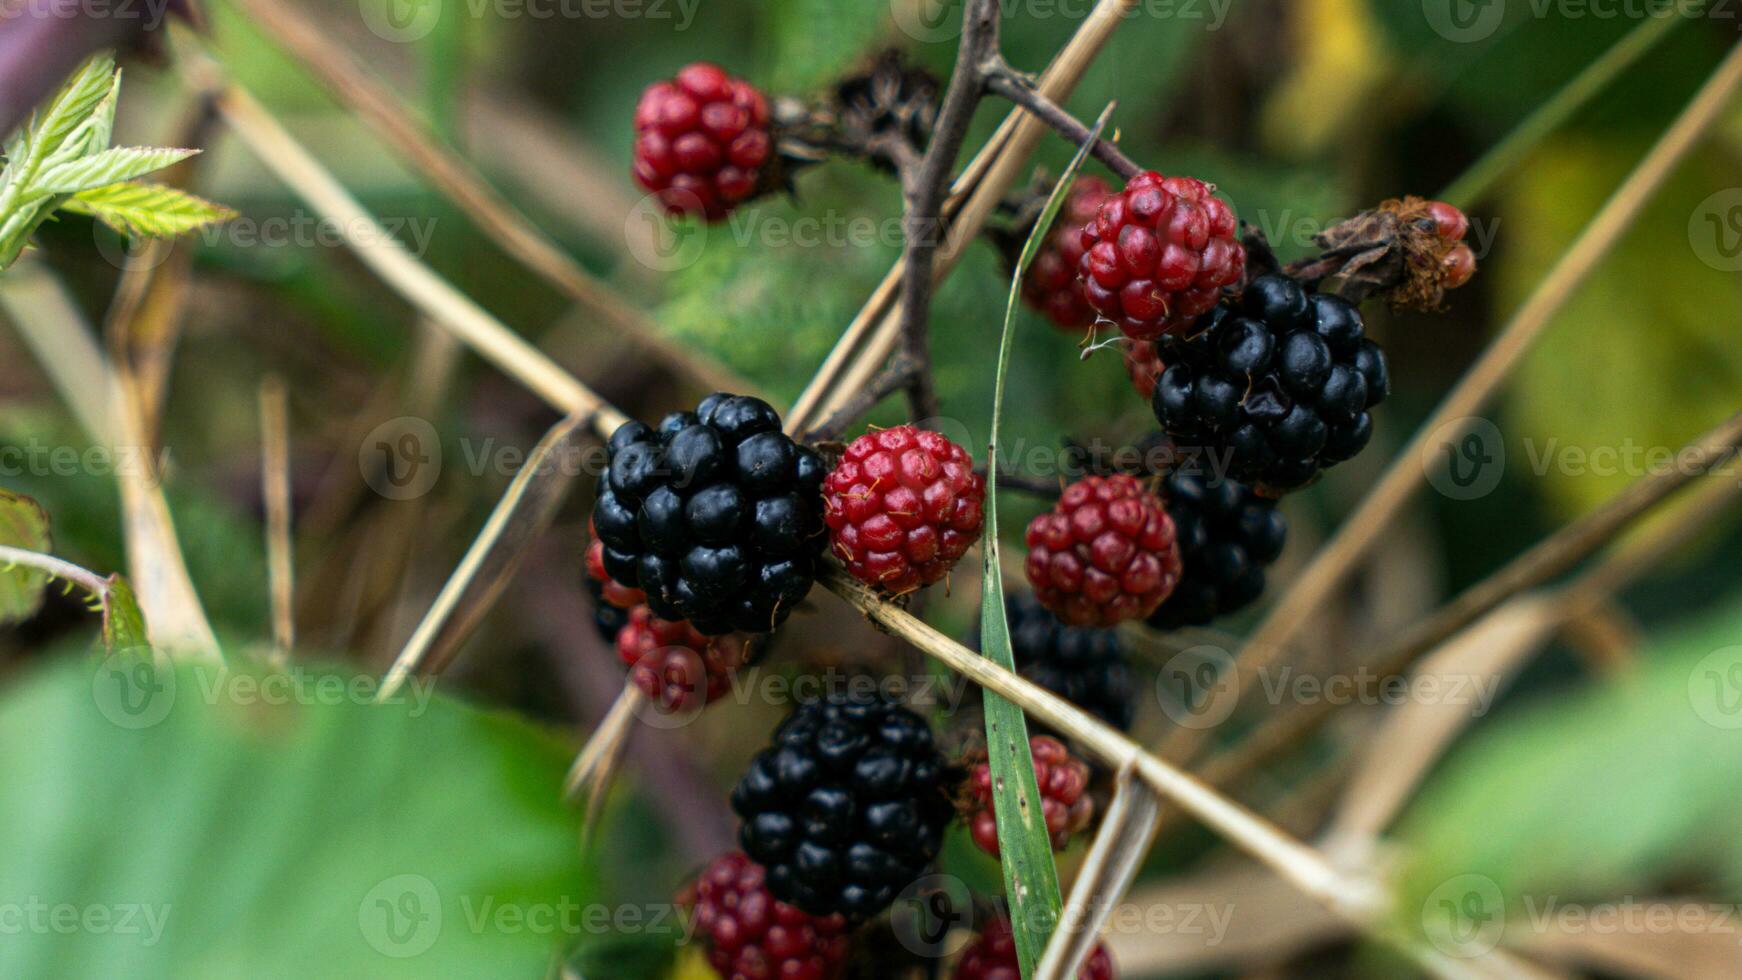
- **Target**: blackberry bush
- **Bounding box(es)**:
[1146,469,1286,629]
[1152,274,1389,493]
[592,393,828,636]
[730,690,954,921]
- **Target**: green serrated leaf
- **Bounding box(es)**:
[13,54,117,176]
[0,490,52,625]
[34,146,198,196]
[64,181,236,239]
[979,104,1114,979]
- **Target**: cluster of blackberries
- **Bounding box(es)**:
[731,690,954,922]
[1005,592,1134,731]
[592,393,827,636]
[1153,274,1389,493]
[1147,469,1286,629]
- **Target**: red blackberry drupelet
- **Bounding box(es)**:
[954,914,1115,980]
[1024,474,1181,627]
[684,851,851,980]
[586,529,647,610]
[1123,340,1164,400]
[822,425,985,596]
[964,735,1094,858]
[633,63,771,221]
[616,605,751,713]
[1077,171,1244,341]
[1022,176,1114,331]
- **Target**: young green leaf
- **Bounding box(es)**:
[63,182,237,239]
[35,146,198,195]
[0,490,52,625]
[979,103,1117,979]
[8,54,116,177]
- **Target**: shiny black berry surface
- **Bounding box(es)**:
[592,393,827,635]
[1146,469,1286,629]
[730,690,954,921]
[1005,592,1134,732]
[1152,275,1388,492]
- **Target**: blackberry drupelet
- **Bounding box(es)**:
[584,577,632,645]
[1146,469,1286,629]
[616,605,753,714]
[730,690,954,922]
[1005,592,1134,731]
[591,393,828,636]
[1021,176,1114,332]
[1151,274,1389,493]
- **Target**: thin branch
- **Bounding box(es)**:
[984,68,1141,179]
[891,0,1003,424]
[1158,38,1742,766]
[0,545,111,599]
[785,0,1152,435]
[804,355,922,442]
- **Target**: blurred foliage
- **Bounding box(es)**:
[1397,599,1742,921]
[0,654,598,978]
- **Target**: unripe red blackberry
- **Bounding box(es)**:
[1151,274,1389,493]
[633,63,771,221]
[683,850,851,980]
[616,605,752,713]
[1077,171,1244,341]
[1023,474,1182,627]
[1021,176,1114,331]
[1146,470,1286,629]
[822,425,985,595]
[954,914,1115,980]
[963,735,1093,857]
[730,689,954,922]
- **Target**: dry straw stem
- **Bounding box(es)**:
[1160,38,1742,765]
[1195,407,1742,801]
[376,412,593,701]
[219,0,754,397]
[786,0,1146,433]
[563,682,644,801]
[0,263,222,661]
[200,71,629,434]
[259,375,295,663]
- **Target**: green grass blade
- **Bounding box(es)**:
[980,102,1115,979]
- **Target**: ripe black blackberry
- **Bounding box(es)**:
[591,393,828,636]
[1146,470,1286,629]
[1005,592,1134,732]
[1152,274,1389,493]
[730,690,954,922]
